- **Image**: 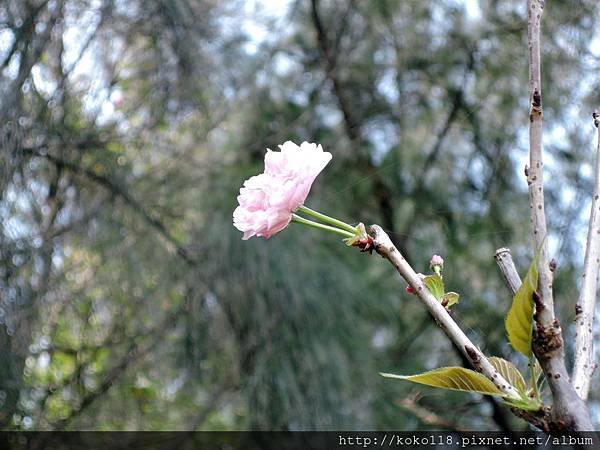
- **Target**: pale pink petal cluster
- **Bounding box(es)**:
[233,141,332,240]
[430,254,444,270]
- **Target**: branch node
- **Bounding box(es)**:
[464,345,483,372]
[465,345,479,362]
[533,319,564,361]
[532,88,542,109]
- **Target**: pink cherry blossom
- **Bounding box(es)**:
[430,254,444,270]
[233,141,332,240]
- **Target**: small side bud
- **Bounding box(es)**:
[406,274,426,296]
[593,110,600,129]
[549,258,557,272]
[532,88,542,109]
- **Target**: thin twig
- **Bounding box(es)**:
[369,225,521,400]
[397,393,466,431]
[572,111,600,401]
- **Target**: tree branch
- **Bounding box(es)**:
[526,0,554,335]
[523,1,591,429]
[51,306,183,430]
[369,224,521,400]
[0,0,51,70]
[396,393,466,431]
[572,110,600,401]
[1,0,63,117]
[310,0,360,143]
[493,247,593,431]
[494,248,523,295]
[310,0,410,258]
[21,146,197,266]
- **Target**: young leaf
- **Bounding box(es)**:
[423,274,444,300]
[443,292,459,308]
[504,251,540,356]
[381,367,506,397]
[489,357,526,394]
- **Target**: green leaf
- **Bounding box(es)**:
[505,250,540,356]
[443,292,459,308]
[381,367,506,397]
[423,274,444,300]
[489,357,526,394]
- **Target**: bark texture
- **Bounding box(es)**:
[572,111,600,401]
[525,0,592,431]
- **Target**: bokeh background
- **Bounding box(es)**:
[1,0,600,431]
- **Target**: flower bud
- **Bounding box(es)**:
[430,254,444,271]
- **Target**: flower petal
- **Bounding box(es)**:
[233,141,332,239]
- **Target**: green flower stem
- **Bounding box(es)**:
[296,205,358,234]
[291,214,355,238]
[529,354,539,399]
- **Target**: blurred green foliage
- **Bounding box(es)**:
[0,0,599,431]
